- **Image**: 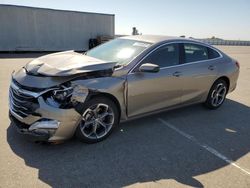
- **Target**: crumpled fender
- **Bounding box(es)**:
[71,76,127,120]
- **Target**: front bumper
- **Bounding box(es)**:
[9,112,50,142]
[9,81,82,142]
[9,96,82,142]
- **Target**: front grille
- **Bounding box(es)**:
[9,82,39,118]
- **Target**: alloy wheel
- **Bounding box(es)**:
[211,83,227,107]
[80,103,115,139]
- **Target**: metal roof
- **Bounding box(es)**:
[121,35,199,44]
[0,4,115,17]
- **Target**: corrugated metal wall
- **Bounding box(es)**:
[0,5,115,51]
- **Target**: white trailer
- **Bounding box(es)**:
[0,5,115,51]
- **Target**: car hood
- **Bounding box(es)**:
[25,51,115,76]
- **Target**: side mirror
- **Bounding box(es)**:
[139,63,160,73]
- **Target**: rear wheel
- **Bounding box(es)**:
[204,79,228,109]
[76,97,119,143]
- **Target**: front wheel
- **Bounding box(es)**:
[204,79,228,109]
[75,97,119,143]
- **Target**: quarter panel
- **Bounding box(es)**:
[215,56,240,93]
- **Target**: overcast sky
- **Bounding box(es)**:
[1,0,250,40]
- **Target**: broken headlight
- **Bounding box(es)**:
[52,86,73,102]
[45,83,89,109]
[45,84,74,108]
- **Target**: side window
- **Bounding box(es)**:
[141,44,179,68]
[208,47,220,59]
[184,43,208,63]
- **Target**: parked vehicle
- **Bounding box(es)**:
[9,35,239,143]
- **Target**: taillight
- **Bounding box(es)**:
[235,61,240,69]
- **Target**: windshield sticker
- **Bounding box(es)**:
[133,42,150,48]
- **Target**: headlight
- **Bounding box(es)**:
[45,84,73,108]
[45,83,88,109]
[52,86,73,102]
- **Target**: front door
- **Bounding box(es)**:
[127,43,183,117]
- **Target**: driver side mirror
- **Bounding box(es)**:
[139,63,160,73]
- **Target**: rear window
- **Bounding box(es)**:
[184,43,208,63]
[208,48,221,59]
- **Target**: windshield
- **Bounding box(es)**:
[86,38,152,66]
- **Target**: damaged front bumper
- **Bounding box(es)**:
[9,80,83,142]
[9,113,50,142]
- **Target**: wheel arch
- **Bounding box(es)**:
[204,76,230,102]
[215,76,230,92]
[88,91,122,119]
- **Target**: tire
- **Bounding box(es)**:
[75,96,119,144]
[204,79,228,109]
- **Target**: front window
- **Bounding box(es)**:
[86,39,152,66]
[141,44,179,68]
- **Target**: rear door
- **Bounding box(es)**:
[178,43,220,104]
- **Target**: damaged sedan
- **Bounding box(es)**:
[9,35,239,143]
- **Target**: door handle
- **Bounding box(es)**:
[173,71,182,77]
[208,65,215,71]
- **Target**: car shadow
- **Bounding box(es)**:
[7,99,250,188]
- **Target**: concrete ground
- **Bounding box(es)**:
[0,46,250,188]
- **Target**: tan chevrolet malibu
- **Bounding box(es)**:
[9,35,239,143]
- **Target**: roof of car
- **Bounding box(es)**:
[120,35,196,44]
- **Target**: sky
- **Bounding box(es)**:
[1,0,250,40]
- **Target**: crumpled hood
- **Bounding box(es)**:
[25,51,115,76]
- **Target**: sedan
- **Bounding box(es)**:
[9,35,239,143]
